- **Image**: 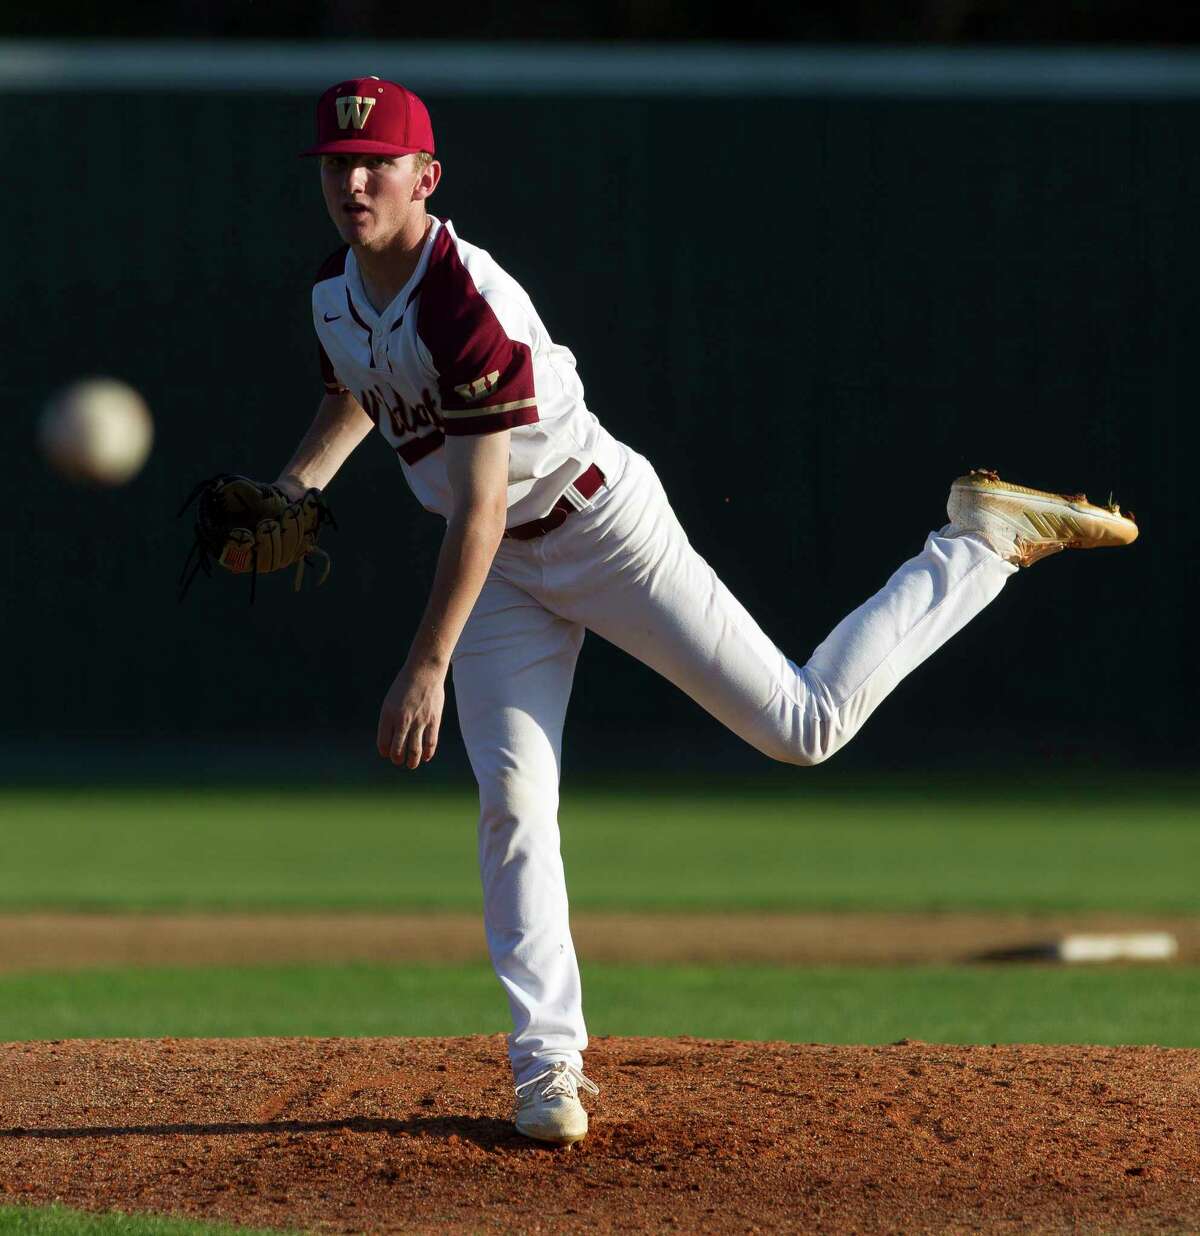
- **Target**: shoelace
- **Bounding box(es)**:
[514,1062,600,1103]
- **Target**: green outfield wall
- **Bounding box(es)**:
[1,47,1193,771]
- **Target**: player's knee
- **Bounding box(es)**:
[754,668,846,766]
[801,746,835,768]
[477,767,556,831]
[753,732,831,767]
[774,744,835,769]
[757,715,840,766]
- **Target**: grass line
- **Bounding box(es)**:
[0,961,1196,1047]
[0,1203,298,1235]
[0,786,1196,913]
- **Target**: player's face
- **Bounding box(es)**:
[319,154,437,250]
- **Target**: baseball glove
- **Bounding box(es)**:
[177,474,335,602]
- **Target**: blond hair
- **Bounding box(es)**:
[414,151,434,171]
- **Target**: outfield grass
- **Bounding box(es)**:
[0,783,1196,913]
[0,1205,294,1235]
[1,961,1196,1047]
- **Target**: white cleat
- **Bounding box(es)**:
[513,1061,599,1146]
[946,469,1139,568]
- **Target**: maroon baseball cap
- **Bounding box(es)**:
[301,77,435,158]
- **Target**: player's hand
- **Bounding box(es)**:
[377,661,446,769]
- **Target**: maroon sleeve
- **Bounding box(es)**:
[416,229,539,437]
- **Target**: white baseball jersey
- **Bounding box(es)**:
[312,217,624,525]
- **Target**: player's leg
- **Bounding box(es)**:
[450,571,589,1096]
[540,450,1015,765]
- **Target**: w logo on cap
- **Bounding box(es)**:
[303,79,435,158]
[335,96,377,130]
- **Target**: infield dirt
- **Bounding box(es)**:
[0,1035,1197,1234]
[1,911,1197,971]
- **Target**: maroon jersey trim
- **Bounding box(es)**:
[443,407,540,436]
[344,287,372,333]
[397,430,446,465]
[416,226,540,434]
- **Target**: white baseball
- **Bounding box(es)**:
[39,378,154,486]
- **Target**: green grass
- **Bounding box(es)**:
[0,1204,295,1235]
[1,961,1197,1047]
[0,783,1196,913]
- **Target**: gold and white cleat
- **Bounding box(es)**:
[947,469,1138,568]
[513,1061,599,1146]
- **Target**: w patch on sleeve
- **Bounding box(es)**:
[454,370,502,403]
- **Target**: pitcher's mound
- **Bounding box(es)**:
[1,1035,1198,1234]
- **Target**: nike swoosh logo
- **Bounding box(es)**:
[323,312,342,322]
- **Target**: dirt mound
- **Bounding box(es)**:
[0,1035,1197,1234]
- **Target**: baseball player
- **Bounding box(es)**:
[255,78,1137,1145]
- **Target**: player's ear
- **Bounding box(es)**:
[413,159,441,201]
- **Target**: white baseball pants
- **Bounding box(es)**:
[450,447,1016,1085]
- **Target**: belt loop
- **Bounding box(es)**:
[560,483,590,512]
[503,464,605,540]
[562,463,606,512]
